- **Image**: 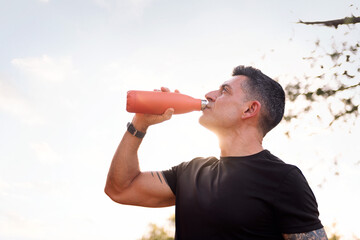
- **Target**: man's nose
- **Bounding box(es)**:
[205,90,218,102]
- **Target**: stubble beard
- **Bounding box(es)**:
[199,113,219,133]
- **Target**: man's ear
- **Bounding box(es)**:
[241,101,261,119]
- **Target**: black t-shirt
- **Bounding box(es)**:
[162,150,323,240]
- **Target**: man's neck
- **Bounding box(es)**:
[217,127,264,157]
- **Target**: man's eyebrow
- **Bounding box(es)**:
[220,84,232,90]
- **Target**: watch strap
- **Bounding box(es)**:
[127,122,146,138]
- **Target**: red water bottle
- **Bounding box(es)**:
[126,90,208,115]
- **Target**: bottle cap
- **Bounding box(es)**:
[201,100,208,110]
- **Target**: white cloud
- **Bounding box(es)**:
[94,0,156,19]
[0,179,10,198]
[0,78,44,125]
[0,210,45,239]
[30,142,62,164]
[11,55,76,83]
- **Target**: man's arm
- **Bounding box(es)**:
[104,88,176,207]
[283,228,328,240]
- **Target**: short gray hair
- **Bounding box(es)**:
[232,65,285,136]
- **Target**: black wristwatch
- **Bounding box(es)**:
[127,122,146,138]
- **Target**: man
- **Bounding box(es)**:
[105,65,328,239]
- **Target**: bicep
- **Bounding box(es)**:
[107,171,175,207]
[283,228,328,240]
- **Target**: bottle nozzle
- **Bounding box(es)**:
[201,100,208,110]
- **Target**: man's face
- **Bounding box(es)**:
[199,75,250,133]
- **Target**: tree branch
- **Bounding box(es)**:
[298,16,360,28]
[329,104,359,126]
[303,82,360,100]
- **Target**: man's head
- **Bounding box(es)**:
[232,65,285,136]
[199,65,285,137]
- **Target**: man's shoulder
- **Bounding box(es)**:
[261,150,297,168]
[180,156,219,169]
[244,150,301,181]
[192,156,219,163]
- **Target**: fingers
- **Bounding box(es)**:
[153,87,180,93]
[162,108,174,120]
[161,87,170,92]
[133,108,174,127]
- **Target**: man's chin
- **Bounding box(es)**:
[198,115,205,126]
[198,115,211,129]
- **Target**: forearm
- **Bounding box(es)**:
[105,121,149,193]
[283,228,328,240]
[104,92,174,199]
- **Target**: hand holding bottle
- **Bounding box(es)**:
[129,87,177,133]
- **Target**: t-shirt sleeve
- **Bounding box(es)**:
[274,167,323,234]
[162,159,197,195]
[162,165,180,195]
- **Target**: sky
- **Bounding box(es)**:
[0,0,359,239]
